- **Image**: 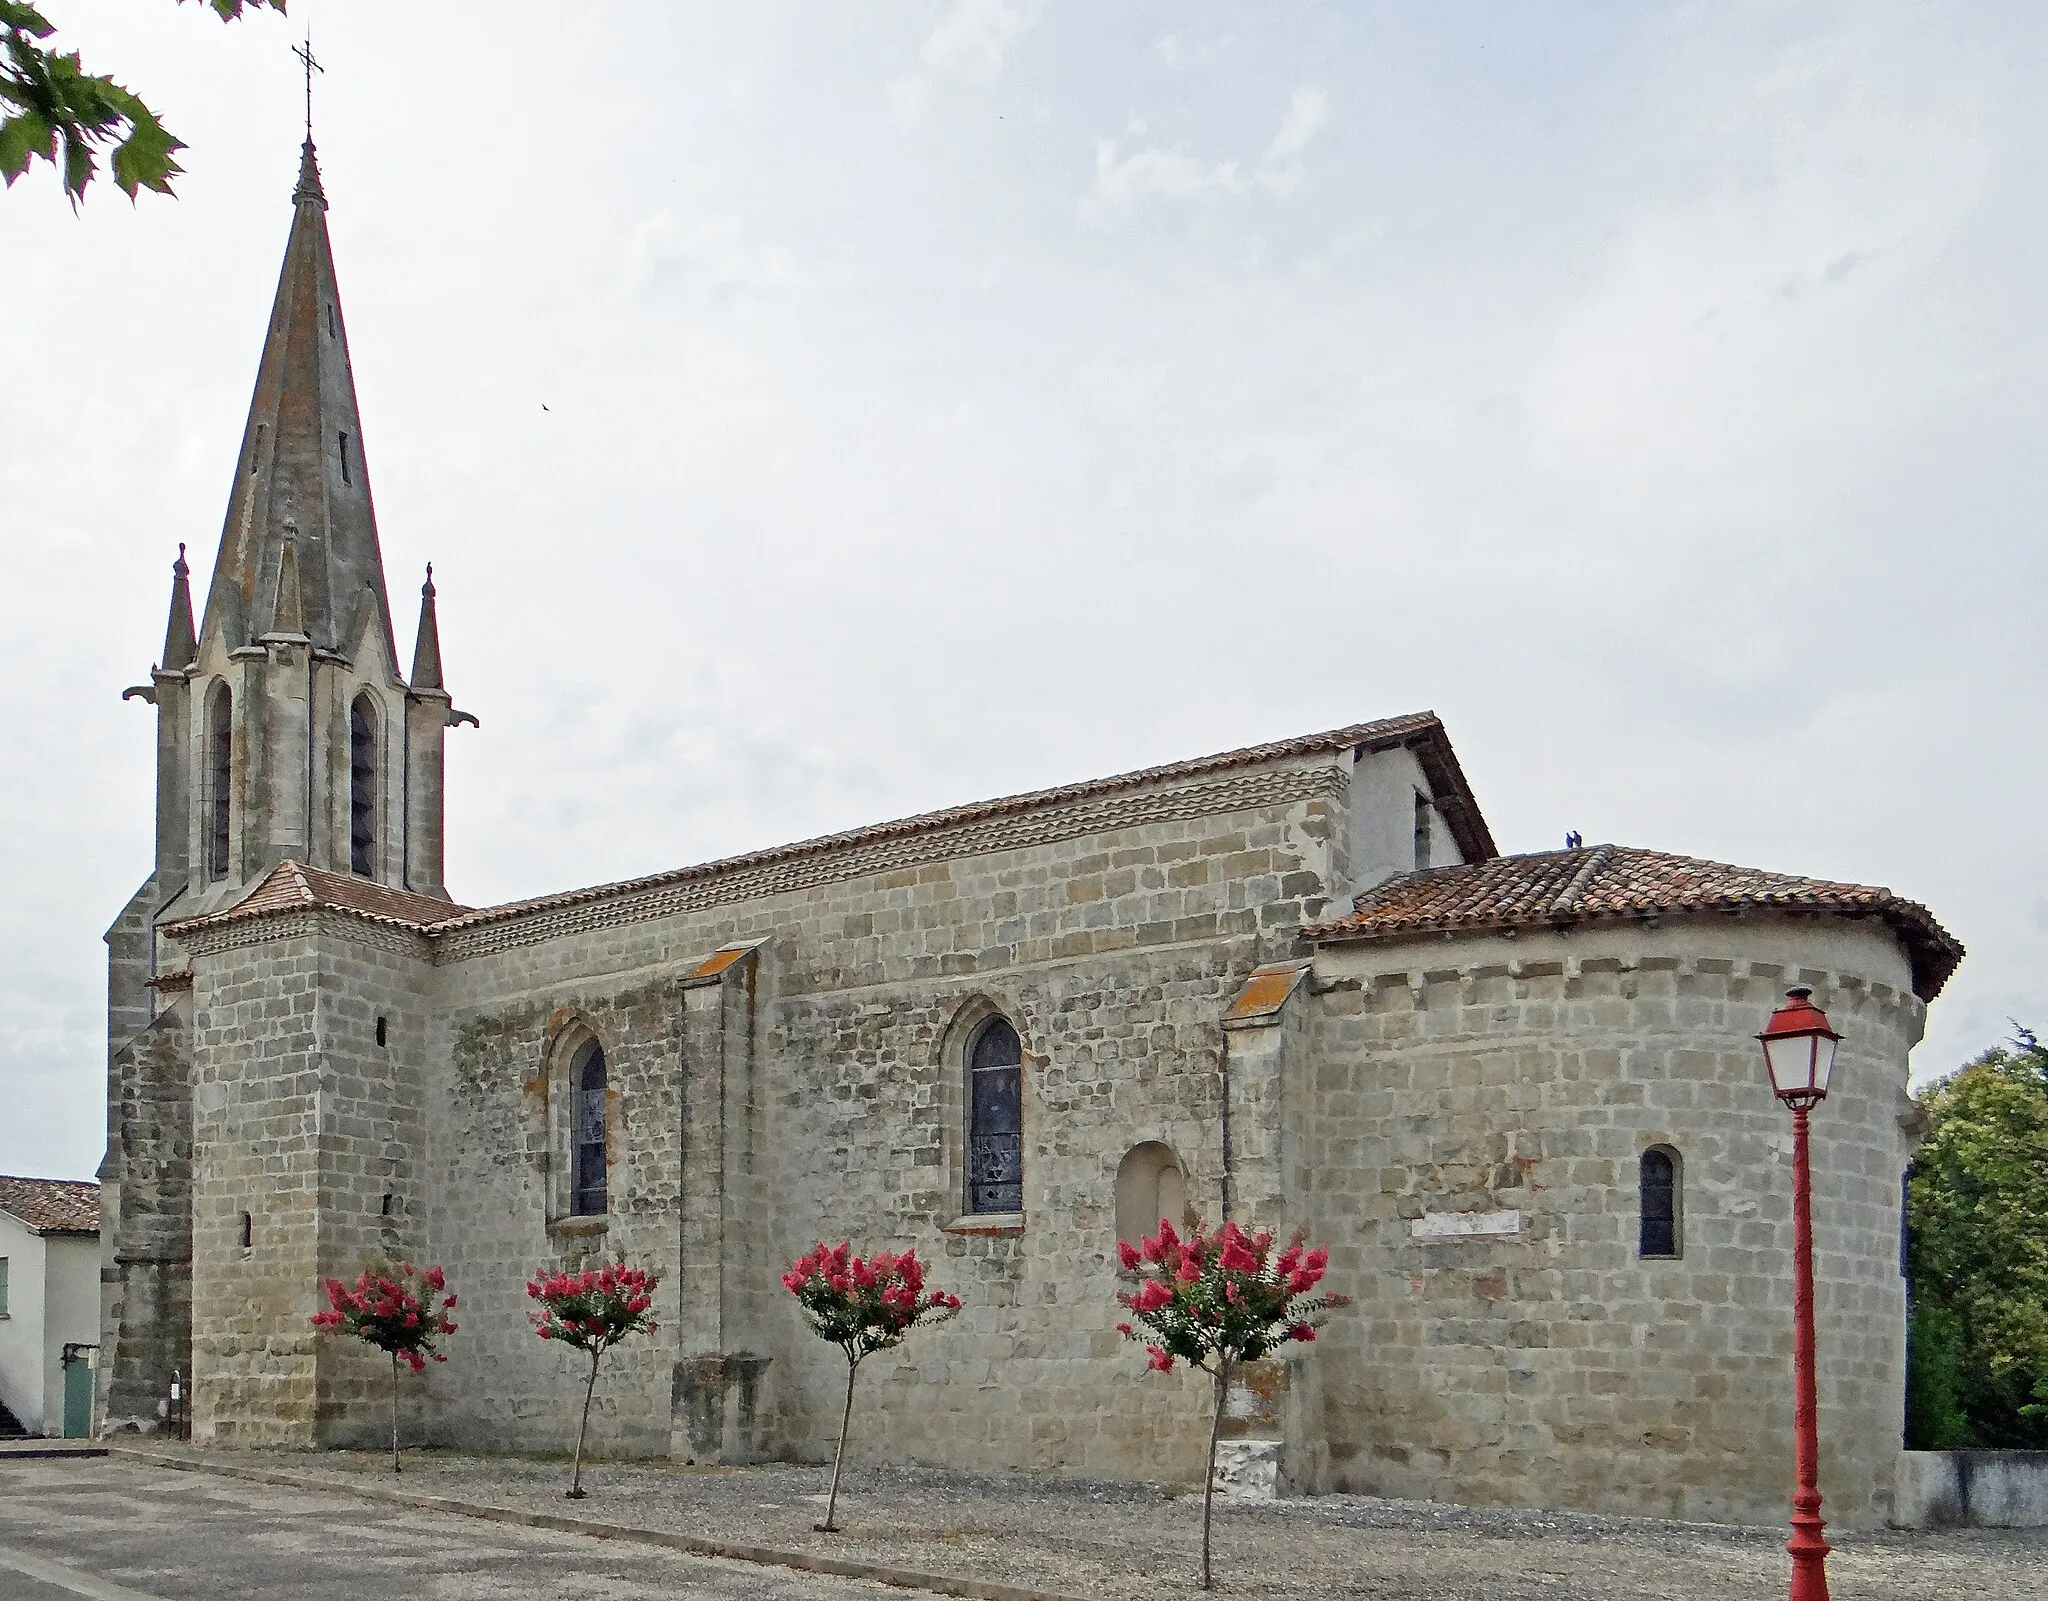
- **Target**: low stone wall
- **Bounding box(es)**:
[1895,1450,2048,1528]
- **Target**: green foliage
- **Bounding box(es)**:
[0,1,285,206]
[1904,1304,1974,1450]
[1906,1026,2048,1447]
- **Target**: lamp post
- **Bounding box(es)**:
[1757,986,1842,1601]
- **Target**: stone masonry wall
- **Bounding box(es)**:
[187,922,327,1444]
[99,994,194,1434]
[419,760,1348,1481]
[307,926,435,1447]
[1301,915,1925,1529]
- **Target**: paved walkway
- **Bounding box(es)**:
[41,1445,2048,1600]
[0,1455,902,1601]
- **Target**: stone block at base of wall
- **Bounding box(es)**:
[1893,1450,2048,1528]
[1213,1439,1282,1500]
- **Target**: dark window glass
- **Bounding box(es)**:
[967,1017,1023,1214]
[208,686,233,880]
[1901,1165,1914,1278]
[349,696,376,876]
[571,1044,608,1216]
[1640,1147,1679,1258]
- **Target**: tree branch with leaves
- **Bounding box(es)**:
[1,0,286,206]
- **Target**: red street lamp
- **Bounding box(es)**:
[1758,986,1843,1601]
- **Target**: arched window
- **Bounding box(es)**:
[1640,1146,1681,1258]
[349,693,378,877]
[967,1017,1023,1215]
[1115,1142,1187,1253]
[570,1041,608,1217]
[207,684,233,880]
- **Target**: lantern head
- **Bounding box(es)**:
[1758,987,1841,1108]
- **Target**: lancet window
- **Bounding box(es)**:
[349,693,377,876]
[570,1042,608,1217]
[1640,1146,1681,1258]
[207,684,233,880]
[967,1016,1023,1215]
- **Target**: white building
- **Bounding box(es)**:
[0,1177,102,1438]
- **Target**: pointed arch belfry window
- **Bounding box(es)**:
[967,1017,1023,1215]
[349,693,378,876]
[570,1042,608,1217]
[206,683,233,880]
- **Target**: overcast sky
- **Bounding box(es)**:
[3,1,2041,1181]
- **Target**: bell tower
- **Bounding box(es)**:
[111,139,476,1020]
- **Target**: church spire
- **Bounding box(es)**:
[409,564,445,692]
[161,543,197,671]
[196,137,398,673]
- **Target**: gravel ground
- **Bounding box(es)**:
[128,1444,2046,1600]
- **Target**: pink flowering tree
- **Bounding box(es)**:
[309,1260,458,1473]
[781,1242,961,1532]
[526,1260,661,1498]
[1116,1219,1347,1590]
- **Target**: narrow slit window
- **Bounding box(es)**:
[1413,790,1433,871]
[349,694,377,876]
[338,431,351,484]
[250,422,265,475]
[207,684,233,880]
[327,303,337,338]
[967,1017,1023,1215]
[238,1211,253,1250]
[375,1016,388,1048]
[570,1042,608,1216]
[380,1193,395,1218]
[1640,1146,1680,1258]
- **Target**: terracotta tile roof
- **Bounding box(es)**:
[164,860,469,941]
[0,1175,100,1235]
[427,711,1496,938]
[1303,843,1964,1001]
[160,714,1495,945]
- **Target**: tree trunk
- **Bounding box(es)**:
[818,1355,860,1532]
[1200,1359,1230,1590]
[390,1351,402,1475]
[569,1346,602,1498]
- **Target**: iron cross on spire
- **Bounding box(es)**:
[291,37,323,141]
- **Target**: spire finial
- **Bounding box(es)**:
[410,560,445,692]
[292,35,323,143]
[162,542,197,672]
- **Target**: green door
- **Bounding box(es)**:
[61,1353,93,1438]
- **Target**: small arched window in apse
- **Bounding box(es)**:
[349,693,378,876]
[207,684,233,880]
[1640,1145,1681,1259]
[1115,1142,1187,1255]
[967,1016,1023,1215]
[570,1041,609,1217]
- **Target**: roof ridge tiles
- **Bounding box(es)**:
[166,711,1492,945]
[1311,842,1962,1002]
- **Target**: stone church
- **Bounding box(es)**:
[99,141,1965,1529]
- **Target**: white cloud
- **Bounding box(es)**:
[1085,87,1329,217]
[624,211,847,301]
[1258,85,1329,196]
[1083,139,1243,220]
[890,0,1046,123]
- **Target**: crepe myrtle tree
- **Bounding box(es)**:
[527,1260,661,1498]
[310,1260,458,1473]
[1116,1219,1347,1590]
[781,1243,961,1532]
